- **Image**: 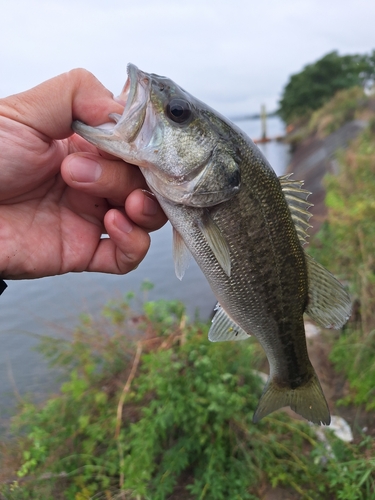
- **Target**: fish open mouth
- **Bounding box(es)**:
[72,63,150,149]
[107,63,151,142]
[72,63,160,164]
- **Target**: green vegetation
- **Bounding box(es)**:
[284,85,370,148]
[308,86,368,138]
[0,287,375,499]
[278,51,375,124]
[309,123,375,337]
[309,121,375,414]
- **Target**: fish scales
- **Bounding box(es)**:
[72,64,352,425]
[162,140,310,382]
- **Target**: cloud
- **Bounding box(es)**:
[1,0,374,116]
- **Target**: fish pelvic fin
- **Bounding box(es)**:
[173,228,192,280]
[253,371,330,425]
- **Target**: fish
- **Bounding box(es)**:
[72,64,352,425]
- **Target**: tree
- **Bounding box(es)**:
[278,50,375,124]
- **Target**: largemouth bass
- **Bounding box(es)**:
[73,64,351,425]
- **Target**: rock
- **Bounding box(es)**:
[327,415,353,442]
[305,322,321,338]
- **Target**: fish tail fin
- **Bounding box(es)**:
[253,370,330,425]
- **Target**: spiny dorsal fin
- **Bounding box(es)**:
[305,253,352,329]
[279,174,313,246]
[208,303,250,342]
[197,211,231,277]
[172,228,192,280]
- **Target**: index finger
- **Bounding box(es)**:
[0,68,123,140]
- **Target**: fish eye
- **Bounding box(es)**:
[166,98,192,124]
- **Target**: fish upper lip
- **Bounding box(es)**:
[112,63,150,141]
[121,63,141,115]
[120,64,150,113]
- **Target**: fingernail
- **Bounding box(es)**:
[115,212,133,234]
[142,190,158,216]
[69,156,102,183]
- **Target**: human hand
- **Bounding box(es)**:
[0,69,167,280]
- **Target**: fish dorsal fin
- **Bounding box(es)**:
[279,174,313,246]
[208,303,250,342]
[305,252,352,329]
[173,228,192,280]
[197,211,231,277]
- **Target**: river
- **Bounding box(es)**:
[0,116,290,426]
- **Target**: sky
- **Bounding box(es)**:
[1,0,374,118]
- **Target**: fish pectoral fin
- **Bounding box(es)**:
[208,303,250,342]
[305,252,352,329]
[253,370,330,425]
[172,228,192,280]
[197,211,231,277]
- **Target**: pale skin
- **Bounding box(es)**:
[0,69,167,280]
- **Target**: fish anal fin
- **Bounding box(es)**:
[173,228,192,280]
[305,253,352,329]
[197,211,231,277]
[208,303,250,342]
[253,370,330,425]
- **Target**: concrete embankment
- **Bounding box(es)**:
[285,120,368,236]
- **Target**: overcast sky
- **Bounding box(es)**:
[1,0,374,118]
